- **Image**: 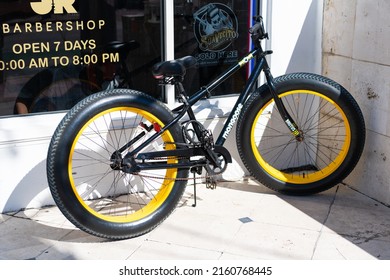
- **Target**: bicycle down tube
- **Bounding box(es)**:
[122,47,261,160]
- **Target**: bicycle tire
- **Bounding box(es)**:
[47,89,189,239]
[237,73,365,195]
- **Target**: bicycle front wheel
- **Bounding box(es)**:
[237,73,365,195]
[47,89,188,239]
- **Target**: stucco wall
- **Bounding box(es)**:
[322,0,390,205]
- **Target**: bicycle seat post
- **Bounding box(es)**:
[174,79,202,137]
[174,79,190,106]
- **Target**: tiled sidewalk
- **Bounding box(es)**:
[1,179,389,260]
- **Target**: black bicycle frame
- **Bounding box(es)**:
[122,42,301,170]
[184,46,301,145]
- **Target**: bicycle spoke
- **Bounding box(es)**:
[250,89,351,181]
[60,101,185,227]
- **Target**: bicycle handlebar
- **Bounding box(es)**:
[249,16,268,40]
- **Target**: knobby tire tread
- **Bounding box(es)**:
[47,89,187,239]
[236,72,365,195]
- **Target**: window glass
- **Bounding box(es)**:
[174,0,254,96]
[0,0,257,117]
[0,0,161,116]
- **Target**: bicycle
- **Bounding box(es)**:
[46,16,365,239]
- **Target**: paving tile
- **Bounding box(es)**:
[129,240,222,260]
[222,221,319,260]
[218,252,258,260]
[187,184,267,221]
[0,181,389,260]
[333,185,388,210]
[40,237,146,260]
[14,208,40,218]
[34,207,77,230]
[246,194,331,232]
[0,217,68,260]
[324,187,390,243]
[0,244,52,260]
[15,207,76,230]
[217,178,275,194]
[218,180,338,232]
[148,206,243,253]
[0,213,12,223]
[312,231,383,260]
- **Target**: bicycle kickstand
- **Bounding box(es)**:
[190,166,202,207]
[192,171,197,207]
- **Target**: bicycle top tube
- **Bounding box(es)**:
[184,47,264,108]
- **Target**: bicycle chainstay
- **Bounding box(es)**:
[131,154,223,191]
[129,121,232,189]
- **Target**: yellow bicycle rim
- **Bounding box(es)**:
[250,90,351,184]
[68,107,178,223]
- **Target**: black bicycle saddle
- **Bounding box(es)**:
[152,56,198,79]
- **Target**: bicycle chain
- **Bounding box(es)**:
[131,119,221,189]
[132,156,222,182]
[134,172,212,182]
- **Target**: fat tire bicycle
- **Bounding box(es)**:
[46,17,365,239]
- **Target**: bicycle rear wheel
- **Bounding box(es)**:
[237,73,365,195]
[47,89,188,239]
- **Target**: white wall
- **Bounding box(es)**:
[264,0,323,76]
[0,1,324,213]
[0,113,64,212]
[323,0,390,205]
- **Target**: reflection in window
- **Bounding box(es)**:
[0,0,257,117]
[174,0,254,96]
[0,0,162,116]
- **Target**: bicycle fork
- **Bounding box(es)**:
[263,68,303,141]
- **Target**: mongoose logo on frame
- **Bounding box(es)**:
[30,0,77,15]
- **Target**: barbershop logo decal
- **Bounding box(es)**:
[193,3,238,52]
[30,0,77,15]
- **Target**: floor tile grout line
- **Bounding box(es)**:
[143,238,226,258]
[310,185,339,260]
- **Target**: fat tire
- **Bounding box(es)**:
[236,73,365,195]
[47,89,188,239]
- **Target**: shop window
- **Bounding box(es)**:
[174,0,255,96]
[0,0,257,117]
[0,0,162,116]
